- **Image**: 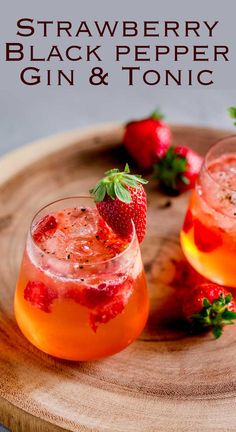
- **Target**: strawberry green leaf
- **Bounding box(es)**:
[124,163,130,173]
[225,294,232,304]
[124,174,148,185]
[153,146,188,192]
[221,310,236,320]
[105,168,120,176]
[150,108,165,121]
[106,182,115,199]
[228,107,236,127]
[228,107,236,119]
[212,326,222,339]
[202,298,211,307]
[90,182,102,196]
[180,175,190,185]
[190,293,236,339]
[90,164,148,203]
[114,182,131,203]
[121,177,139,188]
[94,184,106,202]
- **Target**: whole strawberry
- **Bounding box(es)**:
[123,109,171,170]
[90,164,148,243]
[154,146,203,194]
[183,283,236,339]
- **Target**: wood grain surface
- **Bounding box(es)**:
[0,124,235,432]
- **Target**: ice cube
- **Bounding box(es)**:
[68,208,98,238]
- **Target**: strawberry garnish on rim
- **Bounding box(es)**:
[33,215,58,243]
[90,164,148,243]
[183,283,236,339]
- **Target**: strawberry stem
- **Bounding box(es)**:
[153,146,188,193]
[190,294,236,339]
[150,108,165,121]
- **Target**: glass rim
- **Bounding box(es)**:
[203,134,236,193]
[29,195,137,267]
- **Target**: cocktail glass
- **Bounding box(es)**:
[15,196,149,360]
[180,136,236,287]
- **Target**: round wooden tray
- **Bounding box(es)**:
[0,124,234,432]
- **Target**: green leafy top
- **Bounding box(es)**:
[150,108,165,121]
[228,107,236,126]
[190,293,236,339]
[153,146,189,192]
[90,164,148,204]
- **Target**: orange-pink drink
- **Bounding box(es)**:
[181,136,236,287]
[15,197,149,360]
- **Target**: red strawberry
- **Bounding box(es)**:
[89,278,133,332]
[64,280,130,310]
[154,146,203,194]
[183,283,236,338]
[183,209,193,233]
[63,287,83,304]
[123,109,171,170]
[33,215,58,243]
[90,298,125,332]
[90,164,148,243]
[24,280,58,312]
[96,217,111,241]
[193,218,222,252]
[83,283,120,309]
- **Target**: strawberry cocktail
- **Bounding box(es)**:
[181,136,236,287]
[15,165,149,361]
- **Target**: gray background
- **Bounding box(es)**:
[0,0,235,431]
[0,0,236,158]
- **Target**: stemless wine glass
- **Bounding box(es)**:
[180,136,236,287]
[15,197,149,361]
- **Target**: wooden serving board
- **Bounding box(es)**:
[0,124,235,432]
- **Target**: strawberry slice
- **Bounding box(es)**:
[193,219,223,253]
[90,298,125,332]
[24,280,58,312]
[33,215,58,243]
[64,282,121,309]
[89,278,133,332]
[63,277,133,331]
[183,209,193,233]
[83,283,120,309]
